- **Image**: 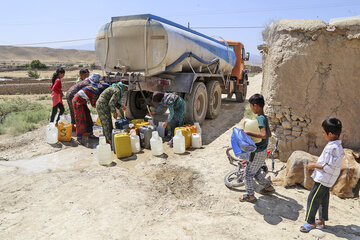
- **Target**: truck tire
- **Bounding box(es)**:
[122,91,134,119]
[235,81,247,102]
[185,81,208,124]
[206,80,222,119]
[128,91,148,119]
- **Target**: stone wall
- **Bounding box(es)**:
[260,18,360,161]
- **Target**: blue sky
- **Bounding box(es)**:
[1,0,359,60]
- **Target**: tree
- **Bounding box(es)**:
[29,60,47,69]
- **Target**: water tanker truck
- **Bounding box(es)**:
[95,14,250,123]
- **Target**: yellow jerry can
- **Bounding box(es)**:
[96,116,102,126]
[135,122,150,129]
[131,119,144,125]
[114,132,132,158]
[183,124,197,134]
[57,122,72,142]
[174,127,191,149]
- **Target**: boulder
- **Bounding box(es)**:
[274,149,360,198]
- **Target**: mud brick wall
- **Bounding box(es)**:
[260,19,360,161]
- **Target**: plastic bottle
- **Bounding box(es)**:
[150,131,163,156]
[130,129,141,153]
[46,122,58,144]
[191,133,201,148]
[194,122,202,146]
[173,129,185,154]
[96,136,112,165]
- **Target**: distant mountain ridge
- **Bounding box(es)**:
[0,45,96,64]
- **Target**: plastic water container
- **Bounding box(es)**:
[96,116,102,126]
[157,122,165,138]
[174,127,191,149]
[112,129,126,153]
[114,132,132,158]
[194,122,201,134]
[57,122,72,142]
[191,133,201,148]
[131,119,144,125]
[135,122,150,129]
[194,122,202,145]
[46,123,58,144]
[173,129,185,154]
[115,119,130,130]
[242,119,261,143]
[183,124,197,133]
[139,125,155,149]
[130,129,141,153]
[150,131,164,156]
[97,136,112,165]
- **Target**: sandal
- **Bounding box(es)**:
[259,187,275,195]
[315,219,325,229]
[300,223,316,233]
[239,194,257,203]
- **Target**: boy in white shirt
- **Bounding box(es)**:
[300,117,345,233]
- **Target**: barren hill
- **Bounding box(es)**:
[0,45,96,64]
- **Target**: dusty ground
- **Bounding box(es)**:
[0,74,359,240]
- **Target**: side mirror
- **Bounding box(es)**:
[245,52,250,61]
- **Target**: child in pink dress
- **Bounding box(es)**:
[50,68,66,125]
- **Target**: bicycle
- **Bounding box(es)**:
[224,140,279,188]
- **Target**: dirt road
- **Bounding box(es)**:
[0,73,359,240]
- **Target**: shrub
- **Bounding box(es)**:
[0,98,50,135]
[262,20,276,43]
[29,60,47,69]
[27,69,40,78]
[90,63,96,69]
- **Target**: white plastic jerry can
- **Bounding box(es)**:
[130,129,141,153]
[191,133,201,148]
[194,122,202,144]
[97,136,112,165]
[46,122,58,144]
[150,131,163,156]
[173,129,185,154]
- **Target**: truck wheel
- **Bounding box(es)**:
[185,82,208,124]
[128,91,148,119]
[206,80,222,119]
[121,91,134,119]
[235,81,247,103]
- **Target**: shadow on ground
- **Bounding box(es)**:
[322,224,360,240]
[254,192,303,225]
[201,98,247,145]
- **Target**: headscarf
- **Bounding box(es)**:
[111,82,125,105]
[161,93,178,106]
[88,73,101,84]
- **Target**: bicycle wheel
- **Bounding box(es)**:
[224,169,245,188]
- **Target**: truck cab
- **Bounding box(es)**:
[221,40,250,102]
